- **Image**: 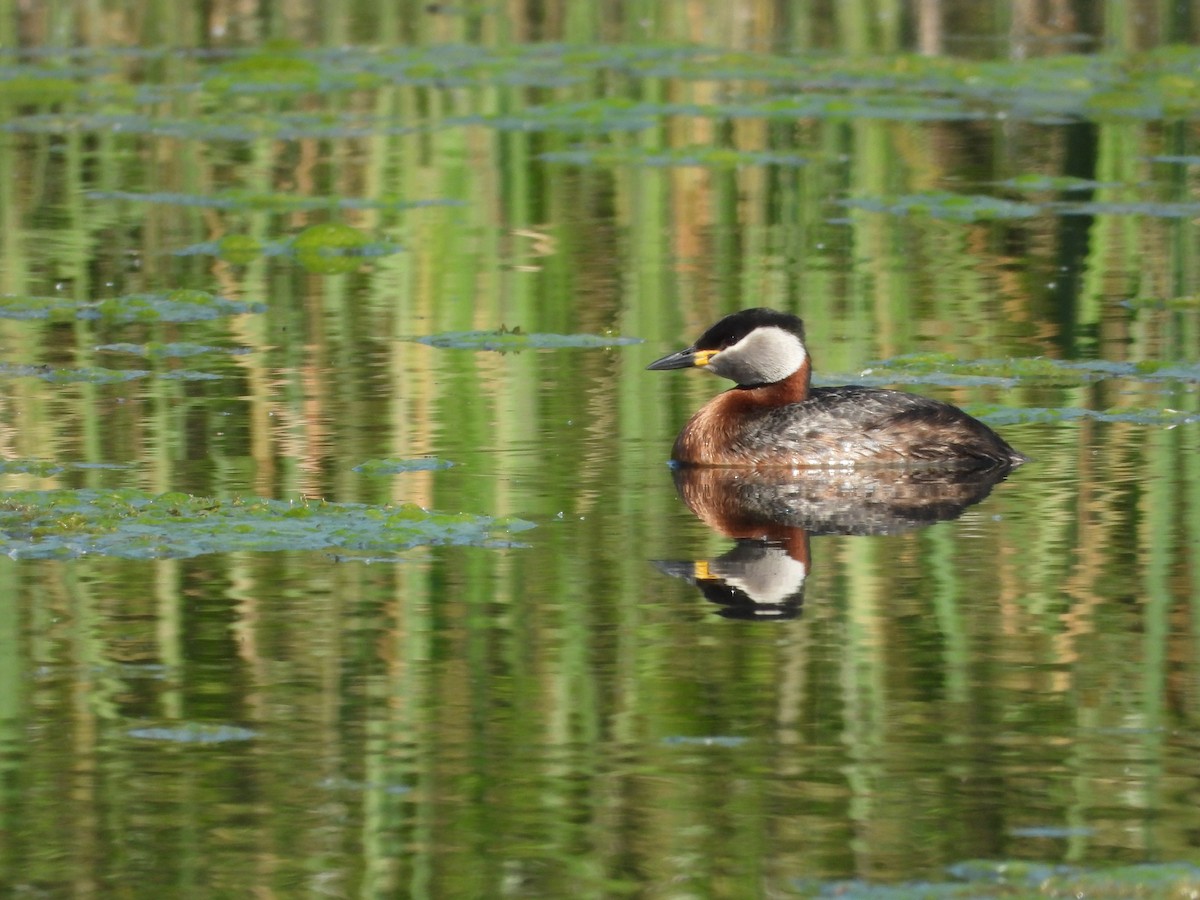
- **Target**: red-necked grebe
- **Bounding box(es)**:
[648,308,1027,468]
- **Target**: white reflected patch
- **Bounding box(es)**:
[714,548,807,607]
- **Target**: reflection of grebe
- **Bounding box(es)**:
[648,308,1027,468]
[655,466,1015,621]
[673,465,1013,540]
[655,545,808,621]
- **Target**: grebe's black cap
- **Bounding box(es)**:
[695,308,805,350]
[646,308,806,371]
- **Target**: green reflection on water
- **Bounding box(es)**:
[0,2,1198,897]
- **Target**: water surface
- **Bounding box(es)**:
[1,3,1199,897]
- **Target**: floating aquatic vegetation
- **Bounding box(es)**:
[414,327,643,351]
[215,234,263,265]
[2,112,265,140]
[1049,199,1200,218]
[96,342,250,359]
[318,776,412,795]
[0,71,83,103]
[1007,825,1096,838]
[970,405,1200,428]
[0,290,264,323]
[175,231,400,270]
[860,353,1111,387]
[843,191,1041,221]
[4,110,426,141]
[175,237,288,260]
[0,489,534,560]
[1119,295,1200,310]
[540,144,811,168]
[1149,154,1200,165]
[0,460,67,477]
[204,47,324,94]
[352,458,456,475]
[161,370,224,382]
[0,362,148,385]
[6,42,1200,134]
[89,188,461,213]
[0,460,133,477]
[746,92,987,123]
[998,174,1110,191]
[804,861,1200,898]
[291,223,376,274]
[0,358,222,385]
[868,352,1200,387]
[200,45,391,97]
[128,723,258,744]
[660,735,749,747]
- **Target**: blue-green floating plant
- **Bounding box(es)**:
[540,144,811,168]
[1049,199,1200,218]
[415,328,643,351]
[998,173,1111,191]
[128,723,259,744]
[867,352,1200,386]
[96,342,249,359]
[353,458,456,475]
[0,460,133,476]
[318,776,412,795]
[89,188,462,213]
[968,406,1200,427]
[0,290,264,323]
[843,191,1041,221]
[1119,295,1200,310]
[0,362,149,385]
[0,460,67,477]
[803,861,1200,898]
[0,489,535,560]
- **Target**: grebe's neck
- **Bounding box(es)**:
[671,359,812,465]
[736,356,811,405]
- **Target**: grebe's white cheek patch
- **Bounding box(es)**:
[714,326,807,385]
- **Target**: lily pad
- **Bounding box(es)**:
[353,458,456,475]
[415,328,643,351]
[0,489,534,560]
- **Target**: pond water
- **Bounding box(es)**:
[2,3,1200,897]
